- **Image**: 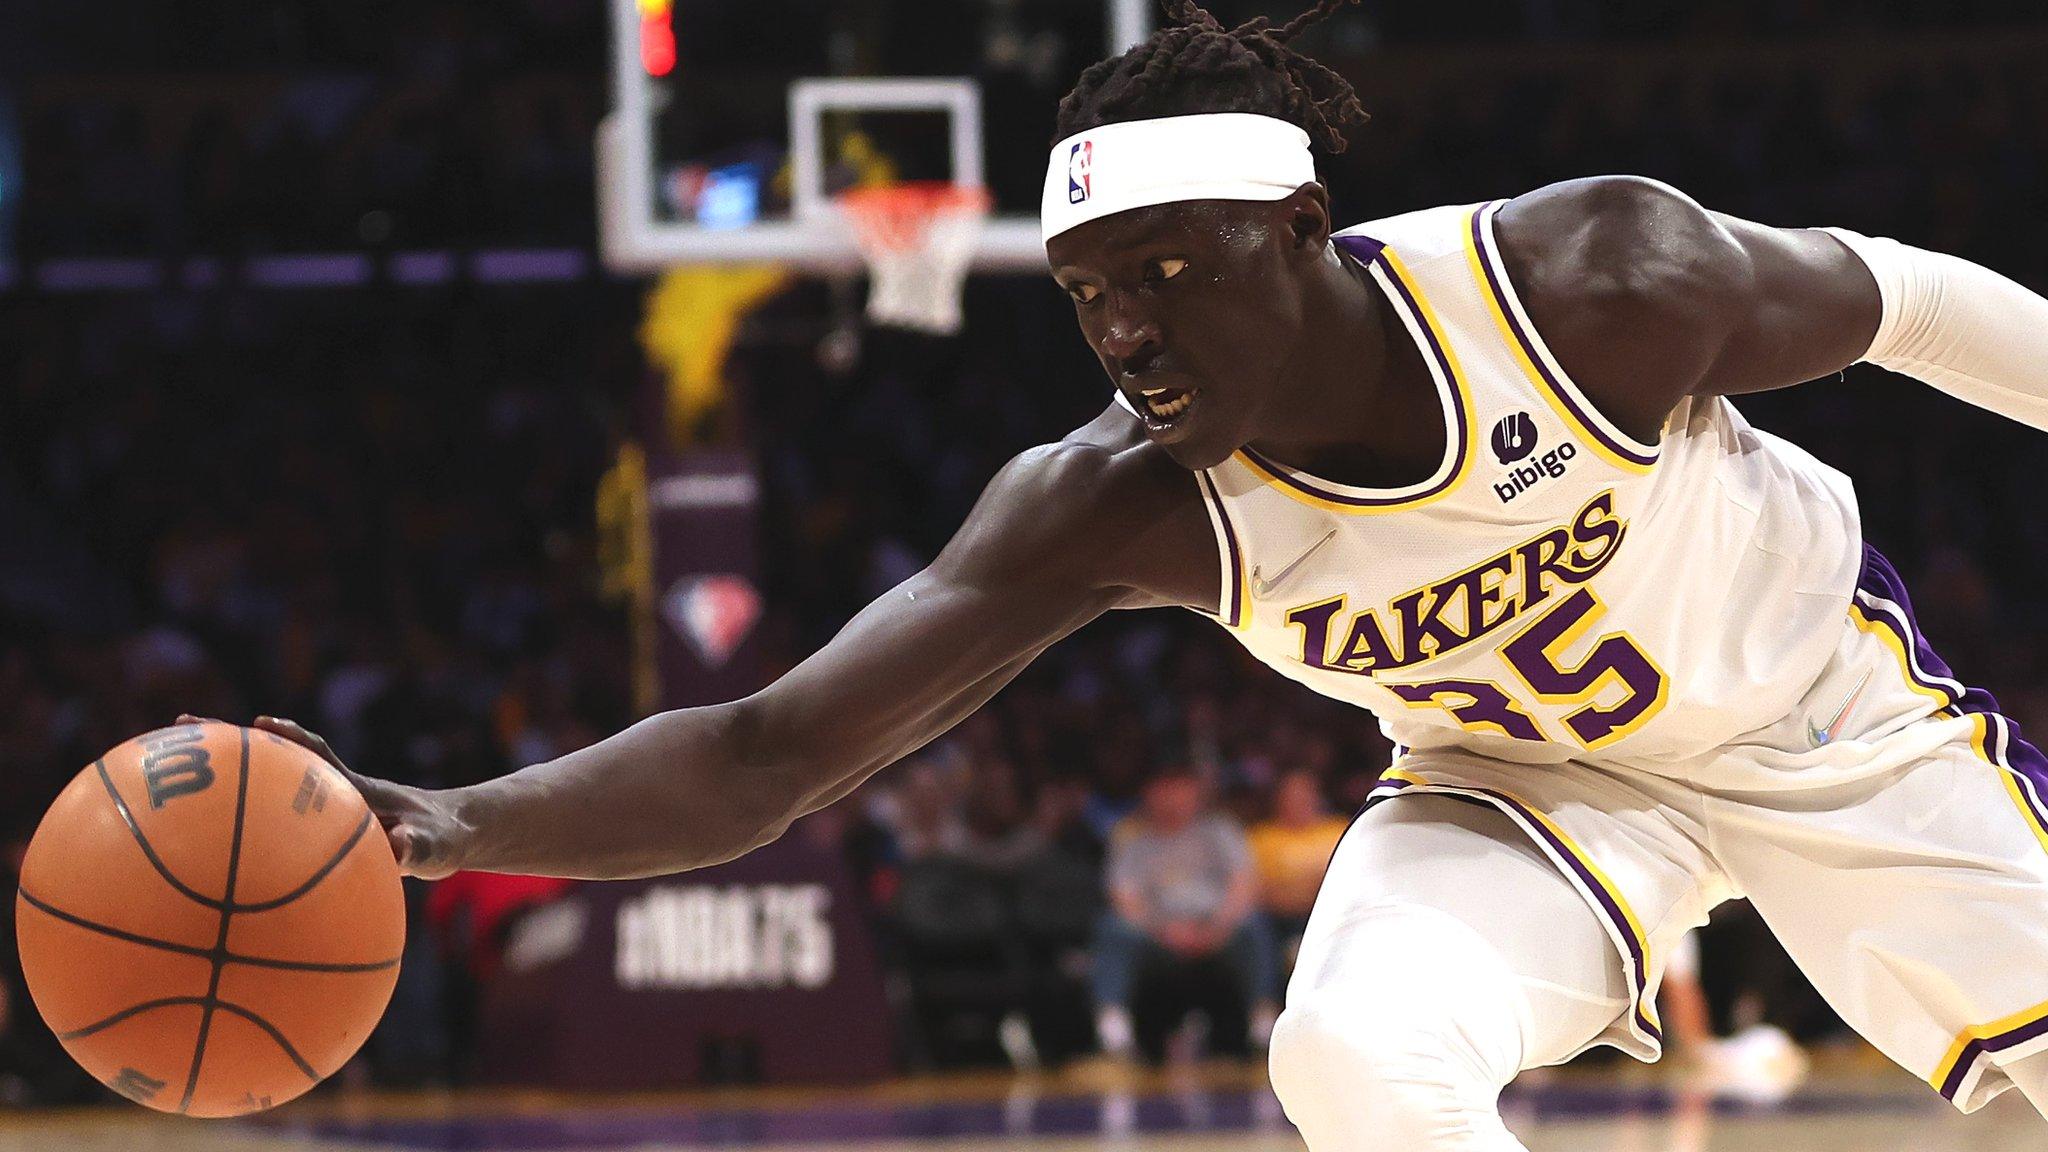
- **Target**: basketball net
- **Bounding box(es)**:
[837,181,991,335]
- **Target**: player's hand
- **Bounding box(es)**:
[176,714,471,880]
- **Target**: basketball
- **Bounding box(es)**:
[12,722,405,1118]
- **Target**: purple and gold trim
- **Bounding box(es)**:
[1846,594,1964,716]
[1849,600,1962,713]
[1466,201,1660,475]
[1365,765,1424,802]
[1855,544,2048,850]
[1970,712,2048,856]
[1232,236,1474,514]
[1366,764,1663,1044]
[1195,470,1249,630]
[1855,544,2048,1101]
[1933,998,2048,1104]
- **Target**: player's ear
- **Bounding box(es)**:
[1283,182,1332,251]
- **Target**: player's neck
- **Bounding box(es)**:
[1243,243,1446,487]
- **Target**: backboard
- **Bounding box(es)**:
[598,0,1153,274]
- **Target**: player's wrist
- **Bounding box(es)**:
[424,780,496,875]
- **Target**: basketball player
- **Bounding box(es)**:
[240,1,2048,1145]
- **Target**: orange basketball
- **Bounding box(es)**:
[13,721,405,1117]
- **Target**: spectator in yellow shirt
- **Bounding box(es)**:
[1248,770,1352,991]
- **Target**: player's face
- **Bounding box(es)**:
[1048,197,1320,470]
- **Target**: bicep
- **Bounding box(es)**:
[1505,178,1885,417]
[1696,214,1884,397]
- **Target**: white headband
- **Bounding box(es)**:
[1041,113,1316,244]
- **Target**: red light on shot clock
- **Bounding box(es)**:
[639,0,676,77]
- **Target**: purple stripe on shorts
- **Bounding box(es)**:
[1939,1010,2048,1101]
[1482,790,1661,1042]
[1857,543,2048,805]
[1363,767,1415,807]
[1854,545,1967,704]
[1853,597,1963,710]
[1862,543,2048,1099]
[1364,772,1661,1043]
[1468,203,1659,469]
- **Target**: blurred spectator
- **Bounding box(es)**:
[1027,776,1104,866]
[1092,766,1276,1062]
[1247,769,1351,992]
[871,758,971,862]
[955,756,1048,874]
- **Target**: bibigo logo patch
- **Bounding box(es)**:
[1490,411,1578,503]
[1491,411,1538,464]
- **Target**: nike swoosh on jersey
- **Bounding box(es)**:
[1808,669,1874,747]
[1252,529,1338,598]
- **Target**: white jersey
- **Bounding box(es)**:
[1184,201,2048,1111]
[1190,200,1863,773]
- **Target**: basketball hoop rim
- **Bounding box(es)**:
[836,181,993,253]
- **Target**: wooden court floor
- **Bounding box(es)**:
[0,1058,2039,1151]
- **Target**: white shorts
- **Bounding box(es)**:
[1365,545,2048,1114]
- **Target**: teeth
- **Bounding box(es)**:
[1145,391,1193,421]
[1142,388,1167,397]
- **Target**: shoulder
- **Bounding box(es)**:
[989,406,1183,521]
[1495,176,1750,303]
[1491,177,1753,437]
[938,405,1209,598]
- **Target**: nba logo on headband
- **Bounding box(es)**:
[1067,141,1093,204]
[1042,115,1314,243]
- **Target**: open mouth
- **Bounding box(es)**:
[1137,384,1198,429]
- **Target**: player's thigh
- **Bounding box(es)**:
[1293,793,1631,1069]
[1711,717,2048,1113]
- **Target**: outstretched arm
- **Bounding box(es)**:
[1817,227,2048,432]
[261,436,1168,881]
[1495,175,2048,436]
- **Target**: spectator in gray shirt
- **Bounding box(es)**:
[1092,765,1276,1061]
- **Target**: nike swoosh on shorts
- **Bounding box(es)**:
[1808,669,1874,747]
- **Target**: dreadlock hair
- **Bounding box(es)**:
[1054,0,1369,155]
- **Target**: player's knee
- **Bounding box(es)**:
[1268,989,1383,1118]
[1269,987,1477,1129]
[1268,909,1529,1148]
